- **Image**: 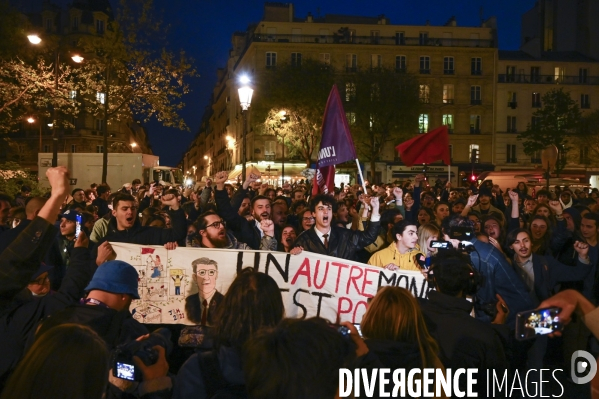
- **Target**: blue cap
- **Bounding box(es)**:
[84,260,140,299]
[60,209,82,222]
[31,263,54,281]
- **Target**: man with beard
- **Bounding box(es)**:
[213,171,280,250]
[291,194,380,261]
[190,210,276,251]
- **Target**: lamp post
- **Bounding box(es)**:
[237,75,253,182]
[27,117,43,152]
[279,110,287,186]
[27,34,83,167]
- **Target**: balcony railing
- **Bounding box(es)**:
[498,74,599,85]
[251,34,495,48]
[444,69,455,75]
[508,101,517,108]
[470,99,482,105]
[470,128,481,134]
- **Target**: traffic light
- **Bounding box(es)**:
[470,174,477,182]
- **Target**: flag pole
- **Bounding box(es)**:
[355,159,368,193]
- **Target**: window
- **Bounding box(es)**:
[266,28,277,42]
[395,32,405,45]
[95,19,104,35]
[96,92,105,104]
[580,68,588,84]
[266,52,277,68]
[419,56,430,74]
[470,115,481,134]
[555,67,564,83]
[346,112,356,125]
[69,90,77,100]
[419,114,429,133]
[531,116,542,129]
[506,144,517,163]
[581,94,590,109]
[442,114,454,133]
[371,54,382,69]
[469,144,480,163]
[470,86,481,105]
[419,32,429,45]
[471,57,482,75]
[507,92,517,108]
[72,16,79,30]
[95,119,104,131]
[291,53,302,67]
[43,145,50,152]
[580,147,590,164]
[507,116,517,133]
[320,53,330,65]
[419,85,430,103]
[532,92,541,108]
[531,150,541,163]
[71,145,77,153]
[345,83,356,102]
[96,145,103,153]
[531,67,541,83]
[395,55,406,71]
[346,54,357,72]
[370,31,380,44]
[443,84,454,104]
[291,28,302,43]
[506,66,516,82]
[443,57,454,74]
[264,141,276,160]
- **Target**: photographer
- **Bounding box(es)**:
[441,215,533,326]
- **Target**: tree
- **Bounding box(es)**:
[518,88,582,173]
[75,0,196,183]
[255,59,336,167]
[347,68,421,180]
[0,161,43,197]
[577,110,599,162]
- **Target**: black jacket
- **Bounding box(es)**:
[292,222,380,261]
[184,291,224,325]
[99,208,187,247]
[92,197,110,217]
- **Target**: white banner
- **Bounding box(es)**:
[112,243,431,325]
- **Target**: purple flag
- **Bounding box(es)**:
[316,85,358,168]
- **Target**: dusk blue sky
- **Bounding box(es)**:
[22,0,538,165]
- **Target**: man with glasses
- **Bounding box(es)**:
[185,257,223,326]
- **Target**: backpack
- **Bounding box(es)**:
[197,350,247,399]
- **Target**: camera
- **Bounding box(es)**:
[430,240,475,253]
[112,328,173,381]
[447,226,474,241]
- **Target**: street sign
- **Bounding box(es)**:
[69,178,77,185]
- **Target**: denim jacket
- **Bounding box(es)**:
[470,238,533,326]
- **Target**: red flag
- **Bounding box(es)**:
[313,85,358,195]
[141,248,155,254]
[395,126,451,167]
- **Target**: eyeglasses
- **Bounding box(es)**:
[205,220,225,229]
[30,276,50,285]
[196,269,217,277]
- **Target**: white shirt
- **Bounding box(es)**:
[255,220,264,238]
[315,227,332,246]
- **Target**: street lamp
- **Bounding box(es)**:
[238,75,253,182]
[278,110,287,186]
[130,142,137,152]
[27,34,83,167]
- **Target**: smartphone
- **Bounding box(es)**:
[515,307,562,341]
[353,323,363,337]
[113,361,136,381]
[75,214,82,239]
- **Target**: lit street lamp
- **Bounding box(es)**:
[238,75,253,182]
[27,34,83,166]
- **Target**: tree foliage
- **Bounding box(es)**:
[0,161,44,198]
[577,110,599,159]
[518,88,582,169]
[347,68,421,178]
[255,59,336,166]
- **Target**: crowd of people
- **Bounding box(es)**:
[1,166,599,398]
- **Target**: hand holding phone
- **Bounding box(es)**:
[75,214,82,239]
[515,307,562,340]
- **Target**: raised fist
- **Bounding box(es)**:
[393,187,403,199]
[214,171,228,185]
[260,219,275,237]
[466,194,479,208]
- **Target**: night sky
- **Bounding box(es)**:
[24,0,537,165]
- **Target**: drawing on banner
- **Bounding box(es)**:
[132,303,162,323]
[169,269,185,296]
[184,257,224,325]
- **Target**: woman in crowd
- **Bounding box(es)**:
[174,269,284,398]
[432,202,450,229]
[334,201,350,228]
[529,215,552,256]
[300,209,315,232]
[1,324,109,399]
[417,207,435,227]
[534,203,556,226]
[360,286,446,397]
[417,223,441,260]
[467,212,482,234]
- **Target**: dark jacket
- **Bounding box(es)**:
[0,217,57,314]
[419,291,508,370]
[99,208,187,247]
[0,247,97,386]
[469,238,533,326]
[292,222,380,261]
[184,291,224,325]
[92,197,110,217]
